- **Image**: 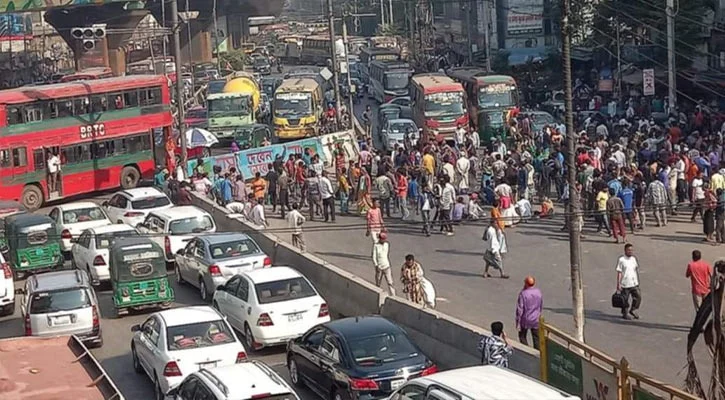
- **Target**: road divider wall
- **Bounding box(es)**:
[191,192,539,377]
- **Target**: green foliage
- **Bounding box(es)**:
[220,50,246,71]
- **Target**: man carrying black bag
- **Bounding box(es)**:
[615,243,641,320]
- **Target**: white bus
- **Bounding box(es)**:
[368,60,412,103]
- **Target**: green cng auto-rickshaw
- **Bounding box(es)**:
[0,200,26,257]
[3,214,63,279]
[109,237,173,317]
[477,109,508,149]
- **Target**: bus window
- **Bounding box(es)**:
[12,147,26,167]
[91,95,106,113]
[7,106,22,125]
[0,149,10,167]
[56,99,73,118]
[124,90,138,107]
[33,149,45,171]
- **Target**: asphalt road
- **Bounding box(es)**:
[247,96,712,386]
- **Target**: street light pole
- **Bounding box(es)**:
[327,0,342,129]
[561,0,585,342]
[170,0,188,177]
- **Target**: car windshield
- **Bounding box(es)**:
[348,331,419,366]
[274,95,312,117]
[255,277,316,304]
[209,239,260,259]
[478,86,515,109]
[62,207,107,224]
[384,72,409,90]
[208,97,251,118]
[254,58,269,66]
[30,288,91,314]
[131,196,171,210]
[96,231,138,248]
[424,92,464,117]
[389,122,415,134]
[169,216,214,234]
[167,320,236,351]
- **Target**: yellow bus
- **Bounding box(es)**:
[273,78,324,141]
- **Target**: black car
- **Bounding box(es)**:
[287,316,437,400]
[253,57,272,75]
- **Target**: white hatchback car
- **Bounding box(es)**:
[212,266,330,352]
[103,187,173,226]
[166,361,301,400]
[0,252,14,316]
[48,202,112,253]
[136,206,217,265]
[131,306,248,400]
[71,224,140,285]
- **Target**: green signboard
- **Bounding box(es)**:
[546,340,583,396]
[632,387,665,400]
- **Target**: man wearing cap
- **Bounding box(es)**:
[372,232,395,296]
[516,276,543,349]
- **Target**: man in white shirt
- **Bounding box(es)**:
[454,124,466,149]
[319,171,335,222]
[691,171,706,222]
[47,151,61,192]
[287,203,306,251]
[249,198,268,228]
[483,219,508,278]
[372,232,395,295]
[225,201,246,216]
[439,175,456,236]
[616,243,641,320]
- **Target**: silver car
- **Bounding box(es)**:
[19,269,102,347]
[174,233,271,301]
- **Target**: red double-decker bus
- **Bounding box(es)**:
[0,75,172,210]
[410,73,468,142]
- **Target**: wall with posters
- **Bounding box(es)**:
[185,131,359,179]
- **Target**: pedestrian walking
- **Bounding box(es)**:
[278,169,291,218]
[516,276,543,349]
[374,172,394,218]
[338,167,351,214]
[400,254,424,305]
[686,250,712,311]
[418,186,434,236]
[372,232,395,296]
[366,198,385,244]
[616,243,641,320]
[606,187,626,244]
[439,175,456,235]
[483,218,509,279]
[265,163,279,212]
[478,321,513,368]
[282,202,305,250]
[305,171,323,220]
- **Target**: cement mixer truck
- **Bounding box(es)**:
[206,71,261,141]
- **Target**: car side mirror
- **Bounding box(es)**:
[102,201,109,207]
[176,249,185,255]
[14,288,24,295]
[167,386,179,397]
[216,284,225,291]
[136,223,146,230]
[130,324,141,332]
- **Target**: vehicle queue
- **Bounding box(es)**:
[0,183,578,400]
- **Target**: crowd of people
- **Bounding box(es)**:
[152,94,725,365]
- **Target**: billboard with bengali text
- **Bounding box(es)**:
[506,0,544,36]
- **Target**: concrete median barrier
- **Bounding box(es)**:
[191,192,540,379]
[380,296,539,377]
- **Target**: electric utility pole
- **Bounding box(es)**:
[342,19,354,119]
[170,0,188,176]
[327,0,342,128]
[561,0,584,342]
[666,0,677,108]
[482,0,491,72]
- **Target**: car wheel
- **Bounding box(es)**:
[332,387,349,400]
[175,264,184,285]
[199,279,208,301]
[131,344,143,373]
[154,374,164,400]
[244,324,257,353]
[288,357,304,388]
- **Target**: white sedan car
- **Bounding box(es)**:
[48,202,112,253]
[70,224,139,285]
[131,306,248,400]
[102,187,173,226]
[212,266,330,352]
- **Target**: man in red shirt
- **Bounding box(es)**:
[686,249,712,311]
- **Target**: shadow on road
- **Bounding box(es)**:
[545,307,691,332]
